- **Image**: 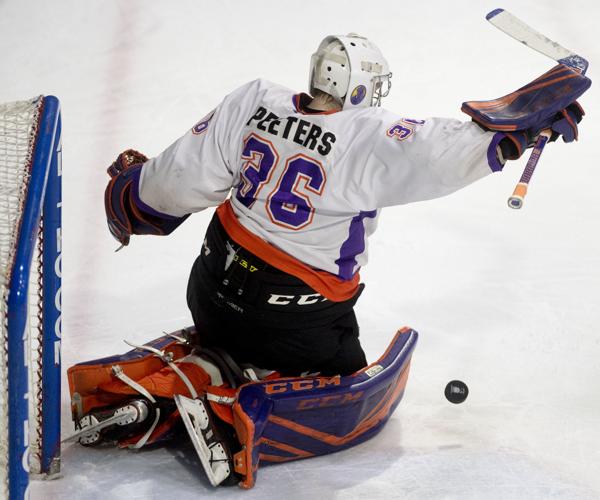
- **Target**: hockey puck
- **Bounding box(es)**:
[444,380,468,404]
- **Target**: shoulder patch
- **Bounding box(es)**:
[192,109,215,135]
[386,118,425,141]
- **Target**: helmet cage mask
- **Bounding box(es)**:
[309,34,391,110]
[371,72,392,107]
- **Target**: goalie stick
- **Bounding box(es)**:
[486,8,588,75]
[485,8,588,209]
[507,129,552,209]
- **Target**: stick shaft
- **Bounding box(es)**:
[507,130,552,209]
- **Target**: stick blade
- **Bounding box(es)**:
[486,8,589,74]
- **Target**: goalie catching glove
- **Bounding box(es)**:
[104,149,188,246]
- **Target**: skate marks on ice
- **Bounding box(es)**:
[31,417,597,500]
[32,438,218,499]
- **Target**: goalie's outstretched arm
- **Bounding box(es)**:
[104,149,190,247]
[104,80,267,247]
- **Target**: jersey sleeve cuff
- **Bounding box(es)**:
[487,132,506,172]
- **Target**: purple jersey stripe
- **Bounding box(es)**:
[336,210,377,280]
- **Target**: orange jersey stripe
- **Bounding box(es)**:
[216,200,360,302]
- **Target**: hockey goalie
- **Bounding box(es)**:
[68,30,589,488]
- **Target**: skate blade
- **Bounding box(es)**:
[63,404,141,444]
[62,413,124,444]
[174,394,231,487]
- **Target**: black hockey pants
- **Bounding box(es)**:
[186,213,367,376]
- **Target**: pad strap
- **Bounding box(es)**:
[111,365,161,449]
[123,340,199,399]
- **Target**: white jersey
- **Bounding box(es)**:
[139,79,502,282]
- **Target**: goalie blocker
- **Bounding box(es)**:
[462,63,590,159]
[67,326,418,488]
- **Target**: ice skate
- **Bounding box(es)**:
[174,394,238,486]
[69,399,152,446]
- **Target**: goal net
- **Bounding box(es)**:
[0,96,62,499]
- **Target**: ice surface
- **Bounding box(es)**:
[1,0,599,498]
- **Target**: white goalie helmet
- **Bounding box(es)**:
[309,33,392,110]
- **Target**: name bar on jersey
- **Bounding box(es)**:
[246,106,336,156]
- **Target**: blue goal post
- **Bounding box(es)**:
[1,95,62,500]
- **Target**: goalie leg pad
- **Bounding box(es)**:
[97,355,212,400]
[67,327,238,448]
[67,329,195,421]
[231,327,418,489]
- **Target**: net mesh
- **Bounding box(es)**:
[0,97,44,497]
[29,217,44,476]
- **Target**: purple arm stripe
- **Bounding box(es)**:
[130,167,181,220]
[487,132,506,172]
[336,210,377,281]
